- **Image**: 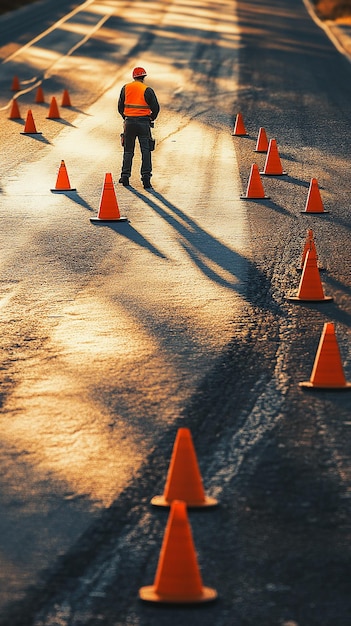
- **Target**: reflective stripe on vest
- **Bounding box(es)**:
[124,81,151,117]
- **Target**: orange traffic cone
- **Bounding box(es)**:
[90,173,127,222]
[35,86,45,103]
[298,229,324,271]
[47,96,61,119]
[139,500,218,604]
[260,139,287,175]
[151,428,218,508]
[9,98,22,120]
[299,323,351,389]
[20,109,42,134]
[61,89,72,106]
[301,178,329,214]
[240,163,270,200]
[254,127,269,152]
[287,248,332,302]
[51,160,76,192]
[232,112,247,136]
[11,75,20,91]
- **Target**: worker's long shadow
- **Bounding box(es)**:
[128,186,276,308]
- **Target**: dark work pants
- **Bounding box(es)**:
[121,117,152,178]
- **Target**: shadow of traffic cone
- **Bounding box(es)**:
[47,96,61,119]
[61,89,72,106]
[90,173,127,222]
[240,163,270,200]
[51,160,76,192]
[299,323,351,389]
[254,127,269,152]
[151,428,218,508]
[11,75,20,91]
[286,247,332,302]
[298,229,324,271]
[139,500,218,604]
[301,178,329,214]
[232,112,247,136]
[9,98,22,120]
[260,139,287,175]
[35,86,45,103]
[20,109,42,134]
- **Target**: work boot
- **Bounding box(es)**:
[142,175,152,189]
[119,176,129,186]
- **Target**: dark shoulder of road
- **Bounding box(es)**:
[1,0,351,625]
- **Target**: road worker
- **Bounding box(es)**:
[118,67,160,189]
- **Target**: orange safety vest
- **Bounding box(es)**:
[124,81,152,117]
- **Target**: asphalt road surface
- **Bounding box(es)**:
[0,0,350,624]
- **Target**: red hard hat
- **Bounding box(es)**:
[132,67,147,78]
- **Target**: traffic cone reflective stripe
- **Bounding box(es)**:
[300,323,351,389]
[61,89,72,106]
[301,178,328,213]
[260,139,287,175]
[232,112,247,136]
[240,163,269,200]
[151,428,218,508]
[90,173,127,222]
[287,248,332,302]
[21,110,41,134]
[9,99,22,120]
[51,160,76,192]
[47,96,61,119]
[254,127,269,152]
[139,500,218,603]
